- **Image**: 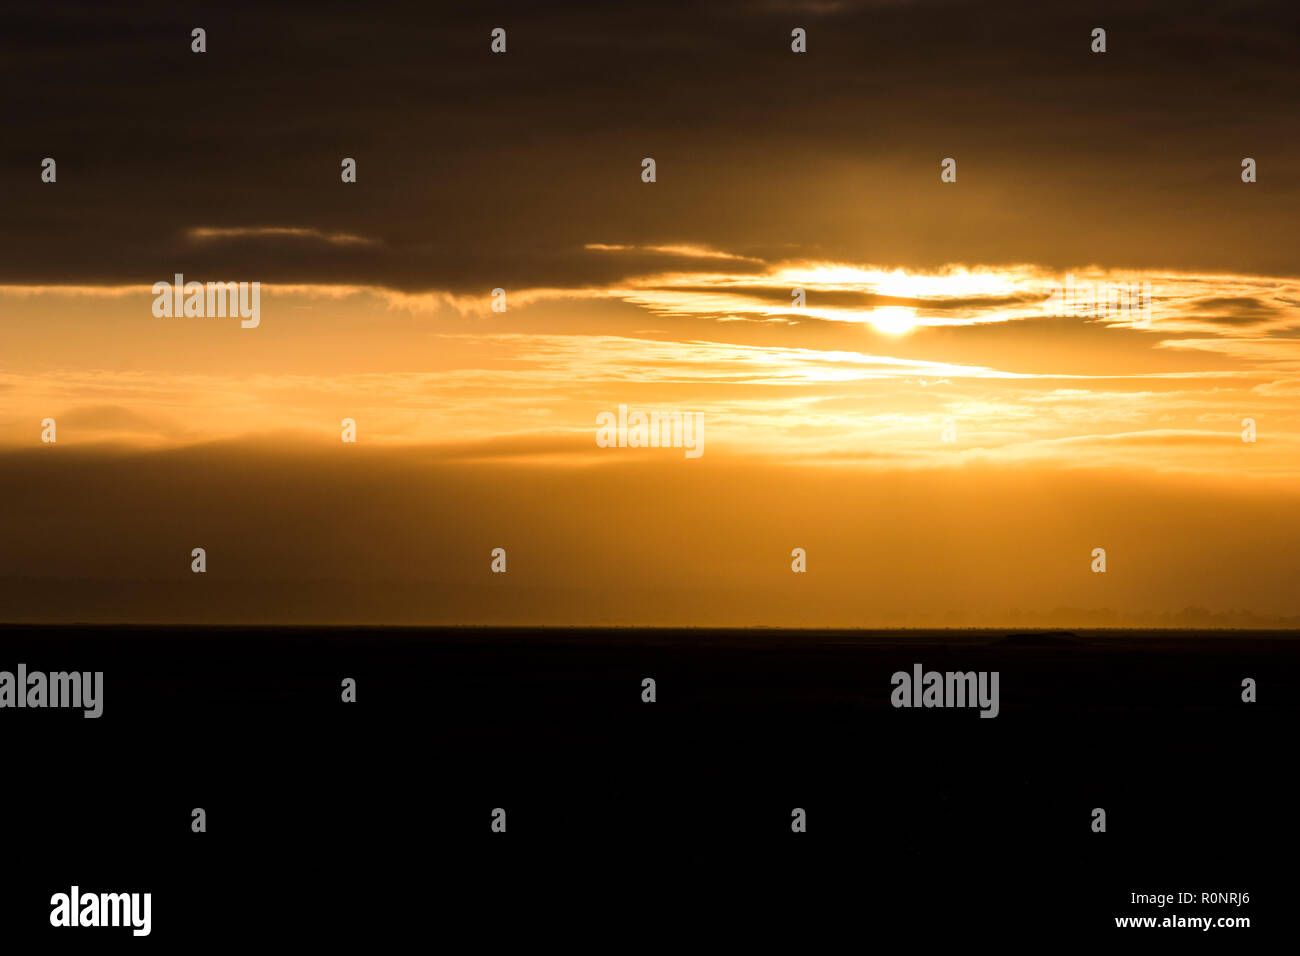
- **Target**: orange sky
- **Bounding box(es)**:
[3,260,1298,471]
[3,258,1299,627]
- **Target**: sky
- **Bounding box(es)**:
[2,0,1298,626]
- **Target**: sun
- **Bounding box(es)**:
[870,306,918,335]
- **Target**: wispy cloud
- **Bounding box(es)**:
[185,226,380,246]
[3,258,1299,475]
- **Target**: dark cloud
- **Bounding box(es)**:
[1,0,1297,290]
[1185,296,1281,325]
[654,283,1042,312]
[3,442,1299,625]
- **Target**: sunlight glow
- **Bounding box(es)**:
[870,306,918,334]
